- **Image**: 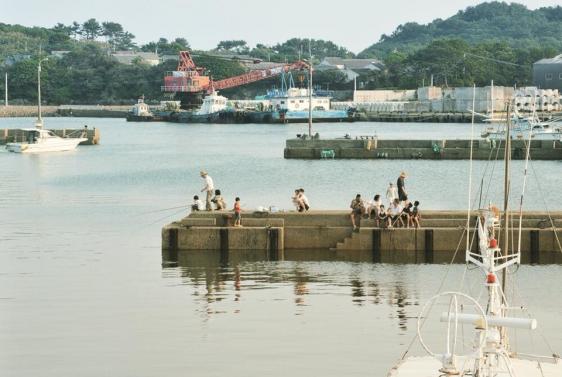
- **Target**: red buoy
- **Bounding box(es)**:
[489,239,497,248]
[487,273,496,284]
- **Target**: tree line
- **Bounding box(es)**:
[1,1,561,104]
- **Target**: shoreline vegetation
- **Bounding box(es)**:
[0,2,561,105]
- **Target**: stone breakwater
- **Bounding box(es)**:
[162,211,562,264]
[284,138,562,160]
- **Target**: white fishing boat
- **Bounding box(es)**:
[481,111,562,141]
[5,57,87,153]
[388,101,562,377]
[6,128,87,153]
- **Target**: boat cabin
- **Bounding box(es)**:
[268,88,332,112]
[131,97,152,116]
[195,92,229,115]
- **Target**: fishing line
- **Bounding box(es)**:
[131,205,188,217]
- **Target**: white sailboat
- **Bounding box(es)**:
[388,98,562,377]
[6,58,87,153]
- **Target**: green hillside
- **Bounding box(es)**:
[359,2,562,58]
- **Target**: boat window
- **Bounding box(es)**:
[280,101,285,104]
[299,100,304,103]
[559,73,562,80]
[545,73,553,81]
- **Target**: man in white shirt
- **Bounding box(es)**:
[386,182,398,206]
[200,170,214,211]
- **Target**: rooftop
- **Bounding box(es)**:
[535,54,562,65]
[319,57,383,70]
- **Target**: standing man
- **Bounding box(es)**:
[200,170,214,211]
[386,182,398,206]
[397,171,408,205]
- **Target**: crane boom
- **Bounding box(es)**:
[162,51,308,94]
[212,62,308,92]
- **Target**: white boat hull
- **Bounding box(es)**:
[6,137,87,153]
[388,355,562,377]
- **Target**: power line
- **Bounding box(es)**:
[463,52,527,68]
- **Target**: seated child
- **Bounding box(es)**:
[211,189,226,210]
[402,202,414,228]
[412,201,421,228]
[191,195,204,212]
[378,205,389,228]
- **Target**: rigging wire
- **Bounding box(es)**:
[527,156,562,254]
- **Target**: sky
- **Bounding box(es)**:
[2,0,561,53]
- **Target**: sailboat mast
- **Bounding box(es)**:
[37,61,42,127]
[307,40,312,137]
[502,102,511,284]
[500,101,512,347]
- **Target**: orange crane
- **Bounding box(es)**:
[162,51,309,109]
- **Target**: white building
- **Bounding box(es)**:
[112,51,160,66]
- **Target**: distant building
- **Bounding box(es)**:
[316,57,383,81]
[533,54,562,90]
[112,51,160,66]
[2,53,32,66]
[50,50,71,58]
[160,54,179,62]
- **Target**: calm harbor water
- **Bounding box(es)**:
[1,117,561,377]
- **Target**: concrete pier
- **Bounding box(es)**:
[284,138,562,160]
[162,211,562,264]
[0,128,100,145]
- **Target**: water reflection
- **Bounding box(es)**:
[162,249,421,332]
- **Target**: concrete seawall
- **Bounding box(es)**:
[162,211,562,264]
[1,128,100,145]
[0,105,129,118]
[284,138,562,160]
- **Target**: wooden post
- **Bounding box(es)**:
[268,228,280,261]
[530,230,540,264]
[424,229,434,263]
[372,229,381,263]
[168,228,178,251]
[220,228,229,265]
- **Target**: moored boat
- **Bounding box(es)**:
[6,128,87,153]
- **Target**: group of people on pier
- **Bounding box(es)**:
[349,172,421,230]
[191,170,420,229]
